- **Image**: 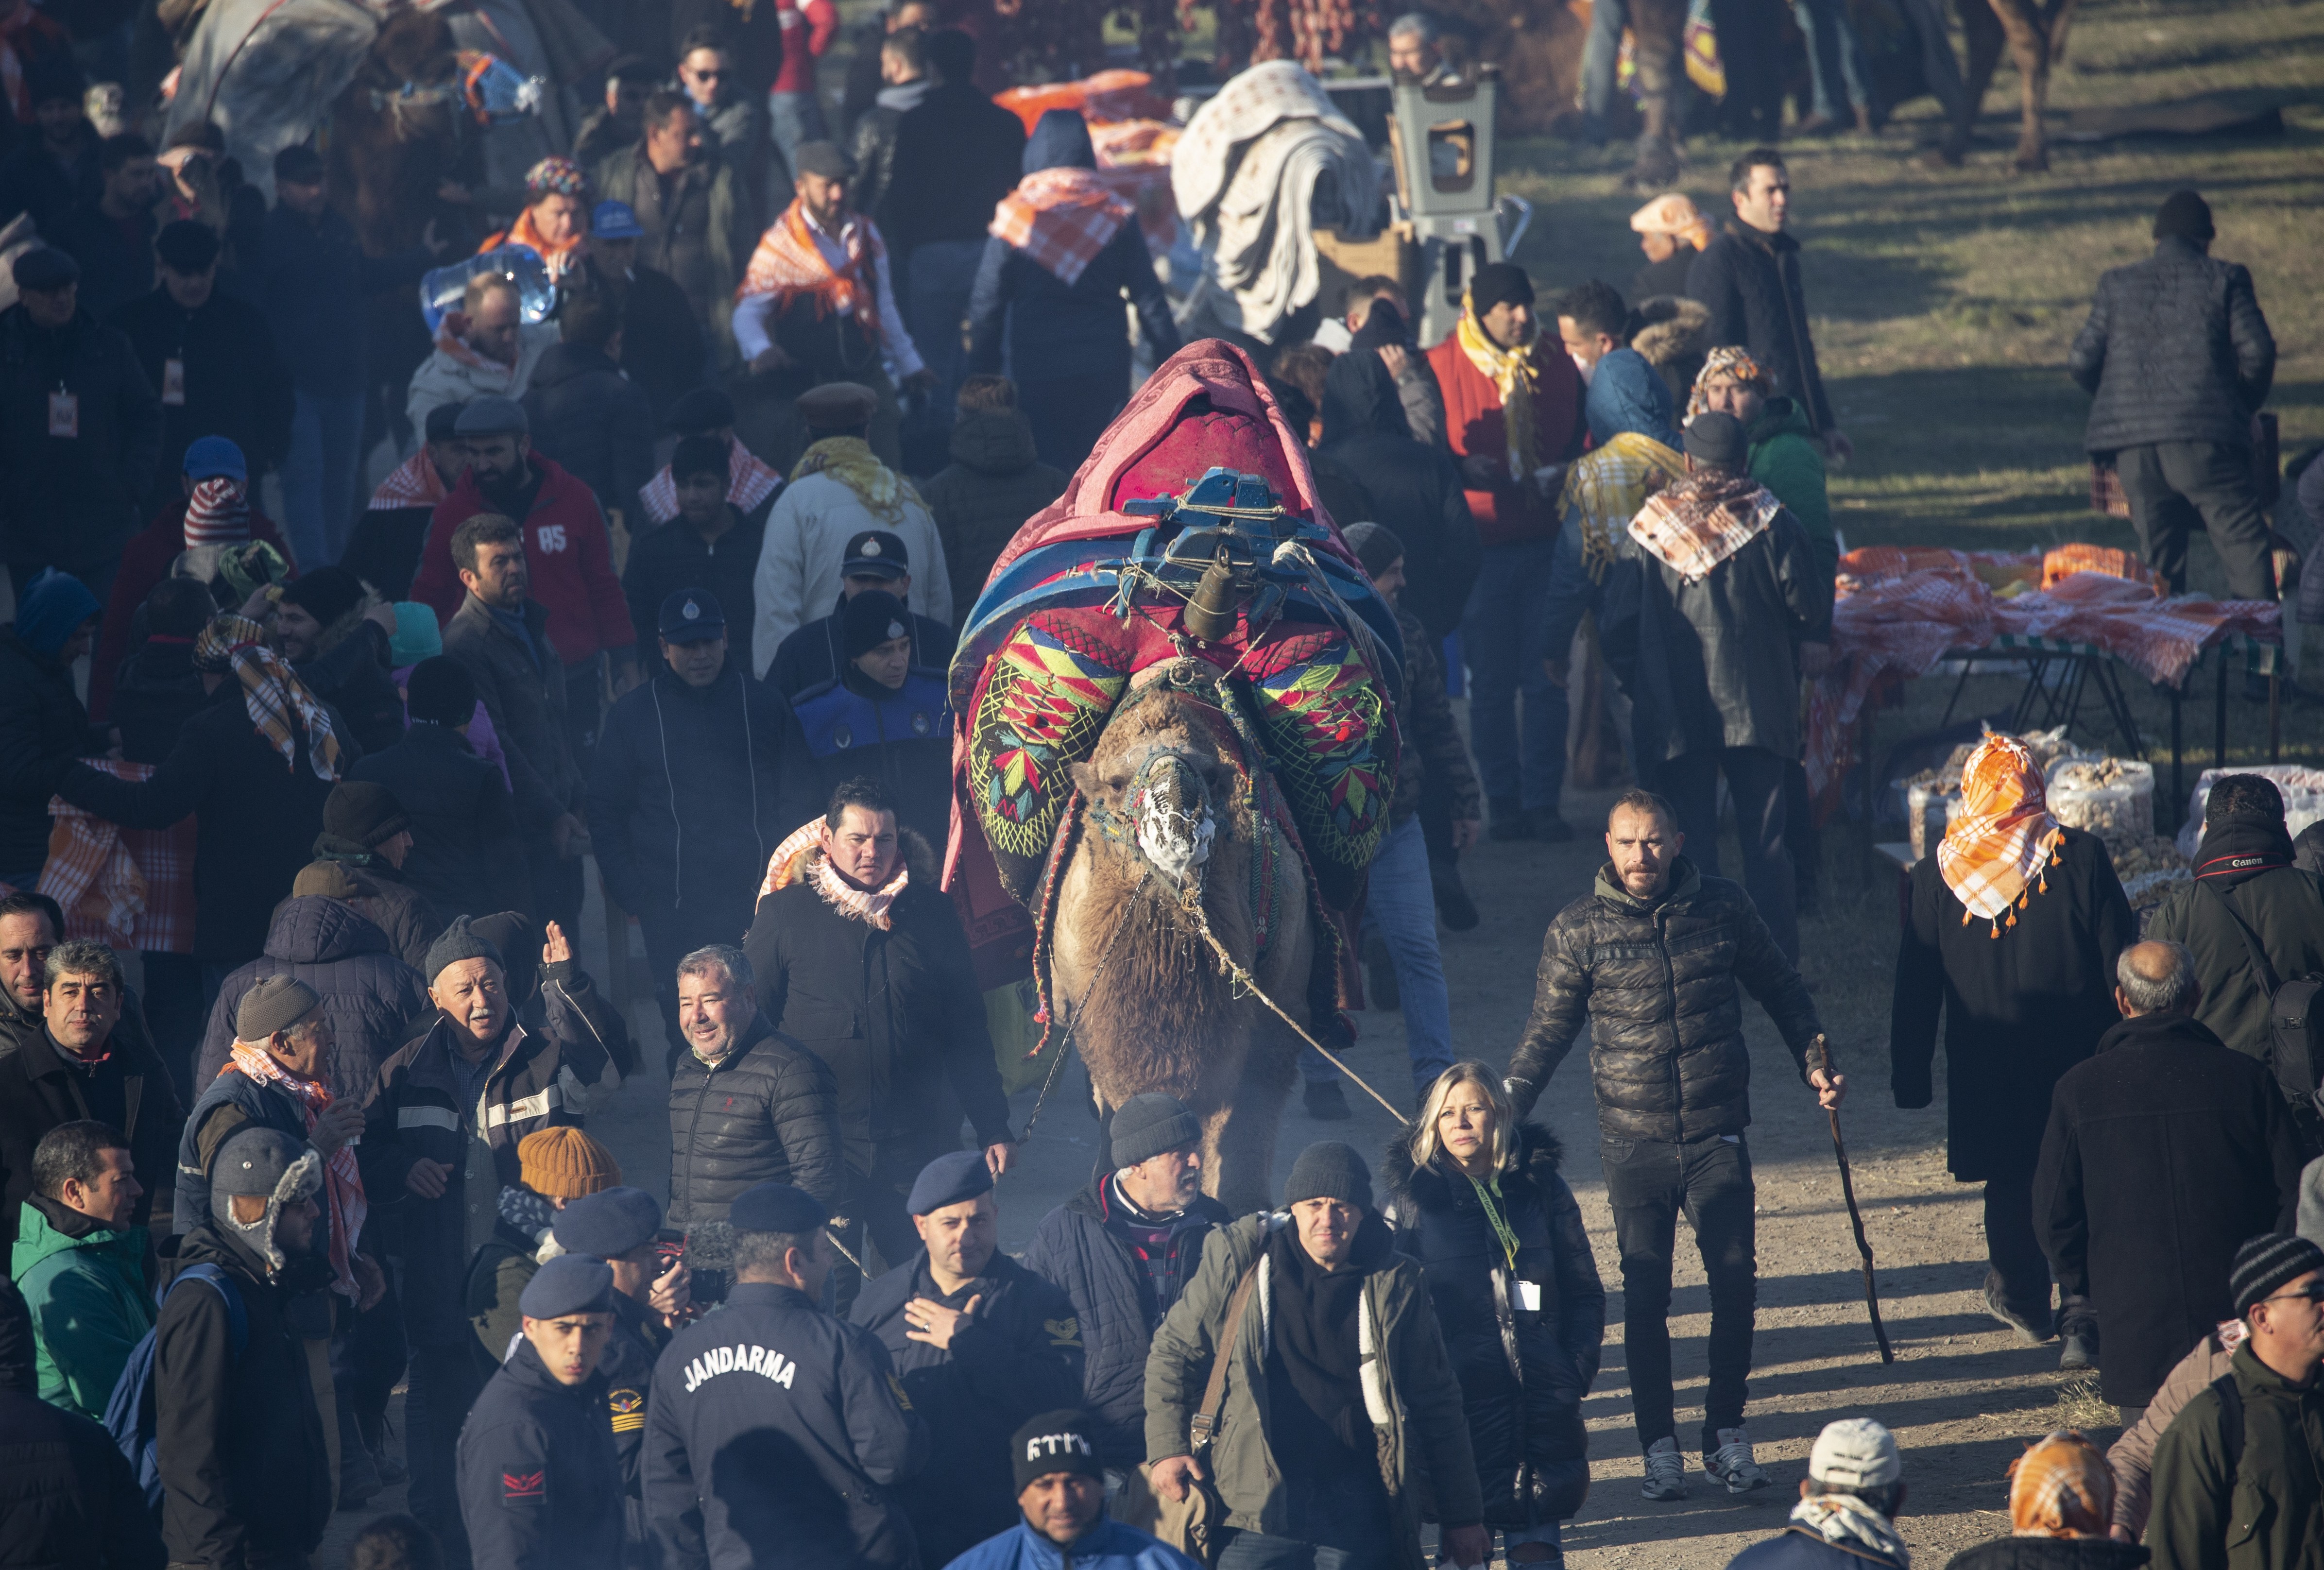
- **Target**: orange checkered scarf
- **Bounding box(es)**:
[2008,1432,2113,1538]
[1935,735,2064,936]
[759,819,908,929]
[737,200,882,337]
[193,614,344,782]
[226,1039,368,1297]
[990,168,1133,286]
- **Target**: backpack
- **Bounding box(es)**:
[2202,882,2324,1153]
[2213,1370,2247,1478]
[103,1262,247,1514]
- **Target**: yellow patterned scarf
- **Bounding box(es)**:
[1559,432,1688,582]
[192,615,343,781]
[790,436,921,525]
[1454,290,1539,481]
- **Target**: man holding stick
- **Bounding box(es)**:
[1505,789,1842,1501]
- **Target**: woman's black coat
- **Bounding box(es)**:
[1890,826,2136,1181]
[1383,1122,1605,1527]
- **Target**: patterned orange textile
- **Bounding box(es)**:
[736,199,883,334]
[225,1041,368,1298]
[480,203,582,266]
[2008,1432,2113,1538]
[990,168,1133,286]
[2042,544,2161,596]
[40,760,198,953]
[1936,735,2064,936]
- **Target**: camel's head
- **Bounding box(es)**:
[1070,674,1238,890]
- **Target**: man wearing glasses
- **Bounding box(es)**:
[2034,939,2307,1426]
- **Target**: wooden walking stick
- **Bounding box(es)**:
[1805,1035,1895,1365]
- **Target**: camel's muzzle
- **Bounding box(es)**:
[1131,753,1214,886]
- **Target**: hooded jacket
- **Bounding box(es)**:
[0,627,100,874]
[1316,352,1482,644]
[2034,1008,2303,1407]
[743,828,1012,1170]
[1144,1212,1485,1569]
[666,1010,844,1227]
[2068,236,2276,456]
[347,720,533,921]
[54,679,342,967]
[154,1219,335,1568]
[1686,221,1836,436]
[965,112,1179,388]
[1021,1174,1232,1467]
[1507,856,1825,1139]
[2145,820,2324,1060]
[0,303,163,580]
[588,662,822,929]
[10,1193,154,1418]
[1599,492,1831,768]
[1743,394,1835,587]
[521,340,656,526]
[1583,345,1680,450]
[194,895,431,1101]
[922,409,1070,619]
[457,1327,627,1570]
[286,845,441,970]
[1381,1124,1604,1527]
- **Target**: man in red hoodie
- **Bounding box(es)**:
[410,396,640,777]
[1426,261,1587,843]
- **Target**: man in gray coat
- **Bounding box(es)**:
[2069,189,2277,603]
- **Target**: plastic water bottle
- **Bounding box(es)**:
[417,246,555,334]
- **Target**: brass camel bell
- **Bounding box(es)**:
[1182,546,1242,644]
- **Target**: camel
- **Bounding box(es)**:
[1948,0,2079,172]
[1047,664,1320,1216]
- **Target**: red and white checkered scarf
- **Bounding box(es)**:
[758,819,909,930]
[638,434,784,525]
[226,1039,368,1297]
[370,450,448,511]
[990,168,1133,287]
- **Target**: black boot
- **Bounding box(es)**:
[1430,857,1480,931]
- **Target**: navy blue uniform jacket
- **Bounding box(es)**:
[457,1334,625,1570]
[644,1280,928,1569]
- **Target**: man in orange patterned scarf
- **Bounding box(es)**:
[732,141,930,468]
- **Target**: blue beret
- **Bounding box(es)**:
[553,1186,661,1260]
[907,1149,993,1216]
[729,1182,828,1235]
[520,1254,615,1318]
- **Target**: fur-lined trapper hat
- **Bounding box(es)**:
[210,1126,324,1274]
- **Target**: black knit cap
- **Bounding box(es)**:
[406,655,476,727]
[1285,1141,1372,1210]
[2231,1232,2324,1316]
[155,220,222,274]
[1011,1409,1104,1492]
[1685,410,1748,469]
[2153,189,2215,244]
[1469,261,1534,315]
[1108,1093,1201,1168]
[1340,521,1406,582]
[279,565,366,629]
[424,917,504,985]
[843,589,910,660]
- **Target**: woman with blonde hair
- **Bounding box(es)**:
[1383,1061,1605,1567]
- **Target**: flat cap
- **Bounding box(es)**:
[1683,410,1747,469]
[455,395,528,437]
[237,976,322,1041]
[797,381,880,430]
[791,140,855,181]
[11,247,79,291]
[729,1181,829,1234]
[424,916,504,984]
[907,1149,993,1215]
[520,1253,615,1318]
[554,1186,663,1260]
[659,587,727,641]
[324,780,410,847]
[1109,1093,1201,1168]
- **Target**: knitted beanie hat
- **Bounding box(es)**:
[518,1127,622,1200]
[2229,1232,2324,1316]
[1284,1141,1372,1210]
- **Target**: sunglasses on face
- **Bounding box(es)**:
[2260,1280,2324,1307]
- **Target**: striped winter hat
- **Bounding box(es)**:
[2229,1232,2324,1317]
[183,476,251,547]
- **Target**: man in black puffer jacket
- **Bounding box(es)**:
[2069,190,2277,602]
[666,943,842,1229]
[1506,788,1835,1504]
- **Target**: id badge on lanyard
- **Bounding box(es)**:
[48,388,78,438]
[163,357,187,406]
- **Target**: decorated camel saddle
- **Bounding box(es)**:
[944,340,1404,997]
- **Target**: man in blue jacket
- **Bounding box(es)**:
[853,1150,1087,1569]
[1725,1418,1909,1570]
[644,1181,927,1568]
[947,1408,1203,1570]
[457,1253,626,1570]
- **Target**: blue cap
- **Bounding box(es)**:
[183,435,247,482]
[729,1182,828,1235]
[591,200,646,240]
[658,588,726,642]
[907,1149,994,1216]
[13,569,100,659]
[519,1253,615,1318]
[553,1186,662,1260]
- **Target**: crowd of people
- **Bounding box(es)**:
[0,0,2308,1562]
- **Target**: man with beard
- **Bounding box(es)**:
[345,402,472,602]
[360,919,617,1566]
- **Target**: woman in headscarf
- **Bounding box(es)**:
[965,108,1180,470]
[1943,1431,2150,1570]
[1890,734,2135,1363]
[482,157,589,277]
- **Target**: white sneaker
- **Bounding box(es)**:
[1641,1435,1686,1500]
[1705,1427,1771,1494]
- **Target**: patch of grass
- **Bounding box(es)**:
[2053,1376,2121,1435]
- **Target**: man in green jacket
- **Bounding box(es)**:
[1145,1142,1491,1570]
[1692,347,1837,588]
[9,1119,154,1417]
[2148,1232,2324,1570]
